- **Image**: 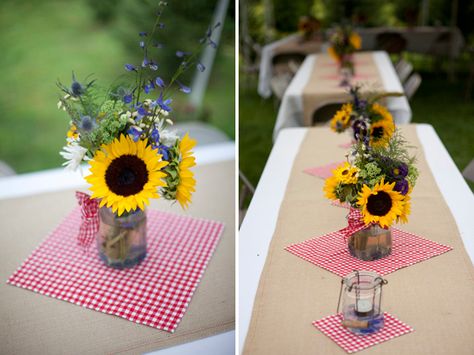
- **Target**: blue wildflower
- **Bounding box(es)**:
[142,57,149,67]
[158,23,165,29]
[176,50,191,58]
[123,93,133,104]
[177,80,191,94]
[144,82,154,94]
[125,64,137,72]
[149,61,158,71]
[156,92,172,112]
[155,77,165,88]
[197,62,206,72]
[139,41,145,49]
[151,127,160,143]
[57,72,95,98]
[78,115,96,132]
[127,127,142,142]
[158,145,169,161]
[137,107,148,116]
[139,32,148,37]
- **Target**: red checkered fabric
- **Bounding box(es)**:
[7,207,224,333]
[285,227,452,277]
[75,191,99,248]
[313,312,414,353]
[304,161,345,179]
[338,141,353,149]
[331,200,350,209]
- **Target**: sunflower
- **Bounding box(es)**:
[349,33,362,50]
[330,103,353,132]
[327,46,340,62]
[175,133,197,208]
[333,162,359,185]
[323,176,339,200]
[398,187,412,224]
[369,103,395,147]
[86,134,168,216]
[357,178,404,228]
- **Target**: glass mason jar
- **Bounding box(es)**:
[348,224,392,261]
[96,207,147,269]
[338,54,354,86]
[339,270,387,335]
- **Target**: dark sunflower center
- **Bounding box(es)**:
[371,127,384,139]
[366,191,392,216]
[105,155,149,197]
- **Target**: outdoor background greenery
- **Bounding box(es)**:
[240,0,474,192]
[0,0,234,173]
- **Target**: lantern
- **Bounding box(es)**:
[337,270,388,334]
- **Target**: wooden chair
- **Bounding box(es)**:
[403,73,422,100]
[239,170,255,226]
[395,59,413,83]
[312,103,342,125]
[375,32,407,57]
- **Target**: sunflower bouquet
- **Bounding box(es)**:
[327,25,361,71]
[56,2,218,268]
[324,131,418,229]
[330,86,401,148]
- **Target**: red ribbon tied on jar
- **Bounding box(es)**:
[75,191,99,249]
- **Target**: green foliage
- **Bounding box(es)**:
[160,142,181,201]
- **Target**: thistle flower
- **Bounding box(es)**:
[78,115,97,132]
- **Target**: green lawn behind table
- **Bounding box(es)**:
[0,0,234,174]
[239,72,474,193]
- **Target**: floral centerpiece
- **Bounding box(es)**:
[57,2,219,269]
[327,25,361,77]
[323,132,419,261]
[297,15,321,42]
[330,86,401,148]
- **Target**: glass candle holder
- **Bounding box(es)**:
[96,207,147,269]
[337,270,388,335]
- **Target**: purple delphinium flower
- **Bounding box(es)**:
[156,92,172,112]
[125,64,137,72]
[177,80,191,94]
[352,119,368,142]
[157,145,169,161]
[155,77,165,88]
[151,127,160,143]
[394,179,409,195]
[127,127,142,142]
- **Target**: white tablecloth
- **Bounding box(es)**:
[239,125,474,352]
[273,51,412,140]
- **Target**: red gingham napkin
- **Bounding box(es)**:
[285,228,452,277]
[338,141,353,149]
[313,312,414,353]
[7,207,224,333]
[304,161,345,179]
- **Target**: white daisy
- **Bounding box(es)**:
[59,143,89,172]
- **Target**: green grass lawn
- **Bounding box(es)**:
[239,72,474,192]
[0,0,234,174]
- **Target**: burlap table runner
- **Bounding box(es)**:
[0,161,235,354]
[243,126,474,354]
[302,52,389,126]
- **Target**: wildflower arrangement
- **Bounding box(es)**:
[58,2,219,215]
[327,25,361,64]
[324,132,419,228]
[330,86,399,148]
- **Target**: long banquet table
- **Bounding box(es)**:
[239,125,474,353]
[273,51,412,140]
[0,142,235,355]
